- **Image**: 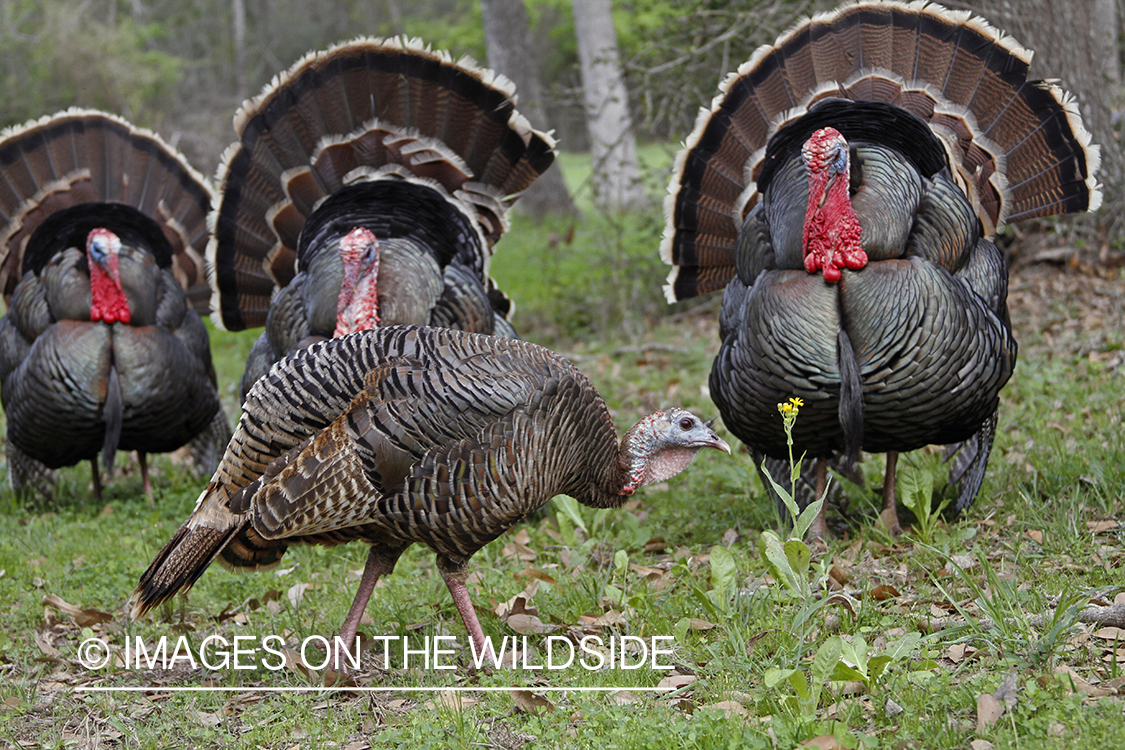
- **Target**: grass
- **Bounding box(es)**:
[1,154,1124,747]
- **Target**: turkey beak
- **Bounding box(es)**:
[704,419,731,454]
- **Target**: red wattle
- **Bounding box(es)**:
[89,261,131,324]
[802,168,864,284]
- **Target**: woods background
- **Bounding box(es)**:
[0,0,1120,248]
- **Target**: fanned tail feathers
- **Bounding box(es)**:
[0,108,214,311]
[662,0,1101,302]
[208,36,557,331]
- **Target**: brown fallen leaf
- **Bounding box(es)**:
[495,581,540,620]
[578,609,628,629]
[629,563,666,580]
[969,741,995,750]
[976,693,1005,731]
[828,565,850,587]
[945,643,979,664]
[33,629,61,659]
[511,689,554,715]
[287,582,314,607]
[703,700,747,718]
[657,674,697,690]
[190,710,222,728]
[1052,665,1116,696]
[277,647,312,679]
[506,612,558,635]
[1087,520,1119,533]
[868,584,900,601]
[515,568,557,585]
[824,593,859,618]
[1025,529,1044,544]
[42,593,114,628]
[322,668,357,688]
[501,529,537,562]
[802,735,844,749]
[609,690,643,705]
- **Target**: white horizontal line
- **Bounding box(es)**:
[77,685,677,693]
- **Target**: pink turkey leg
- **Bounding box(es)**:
[333,548,395,672]
[441,572,491,661]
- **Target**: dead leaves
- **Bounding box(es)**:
[1051,665,1118,697]
[501,528,537,562]
[511,689,554,715]
[494,580,559,636]
[42,593,113,629]
[976,672,1017,731]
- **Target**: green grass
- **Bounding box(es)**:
[2,157,1125,747]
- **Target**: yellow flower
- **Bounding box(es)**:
[777,396,802,435]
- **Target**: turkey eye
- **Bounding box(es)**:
[679,417,693,431]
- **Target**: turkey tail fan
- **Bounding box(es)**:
[131,516,247,618]
[208,36,558,331]
[662,0,1102,302]
[0,108,215,312]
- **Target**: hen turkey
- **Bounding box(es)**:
[207,37,557,399]
[661,1,1101,535]
[131,325,730,663]
[0,110,231,499]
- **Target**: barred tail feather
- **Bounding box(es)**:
[661,1,1101,302]
[131,519,244,619]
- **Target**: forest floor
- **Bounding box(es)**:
[0,211,1123,749]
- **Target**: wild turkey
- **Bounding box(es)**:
[0,109,231,499]
[207,37,557,399]
[661,1,1101,536]
[131,325,730,664]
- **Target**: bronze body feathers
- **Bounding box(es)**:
[133,326,729,658]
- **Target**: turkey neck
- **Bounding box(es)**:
[334,228,381,336]
[801,131,865,283]
[87,233,131,324]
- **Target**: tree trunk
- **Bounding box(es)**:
[571,0,647,211]
[480,0,577,217]
[232,0,247,98]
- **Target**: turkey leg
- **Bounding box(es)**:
[438,561,491,662]
[333,547,401,672]
[138,452,153,504]
[882,451,902,535]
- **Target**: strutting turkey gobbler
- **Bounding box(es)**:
[131,325,730,664]
[207,37,557,400]
[661,1,1101,536]
[0,110,231,499]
